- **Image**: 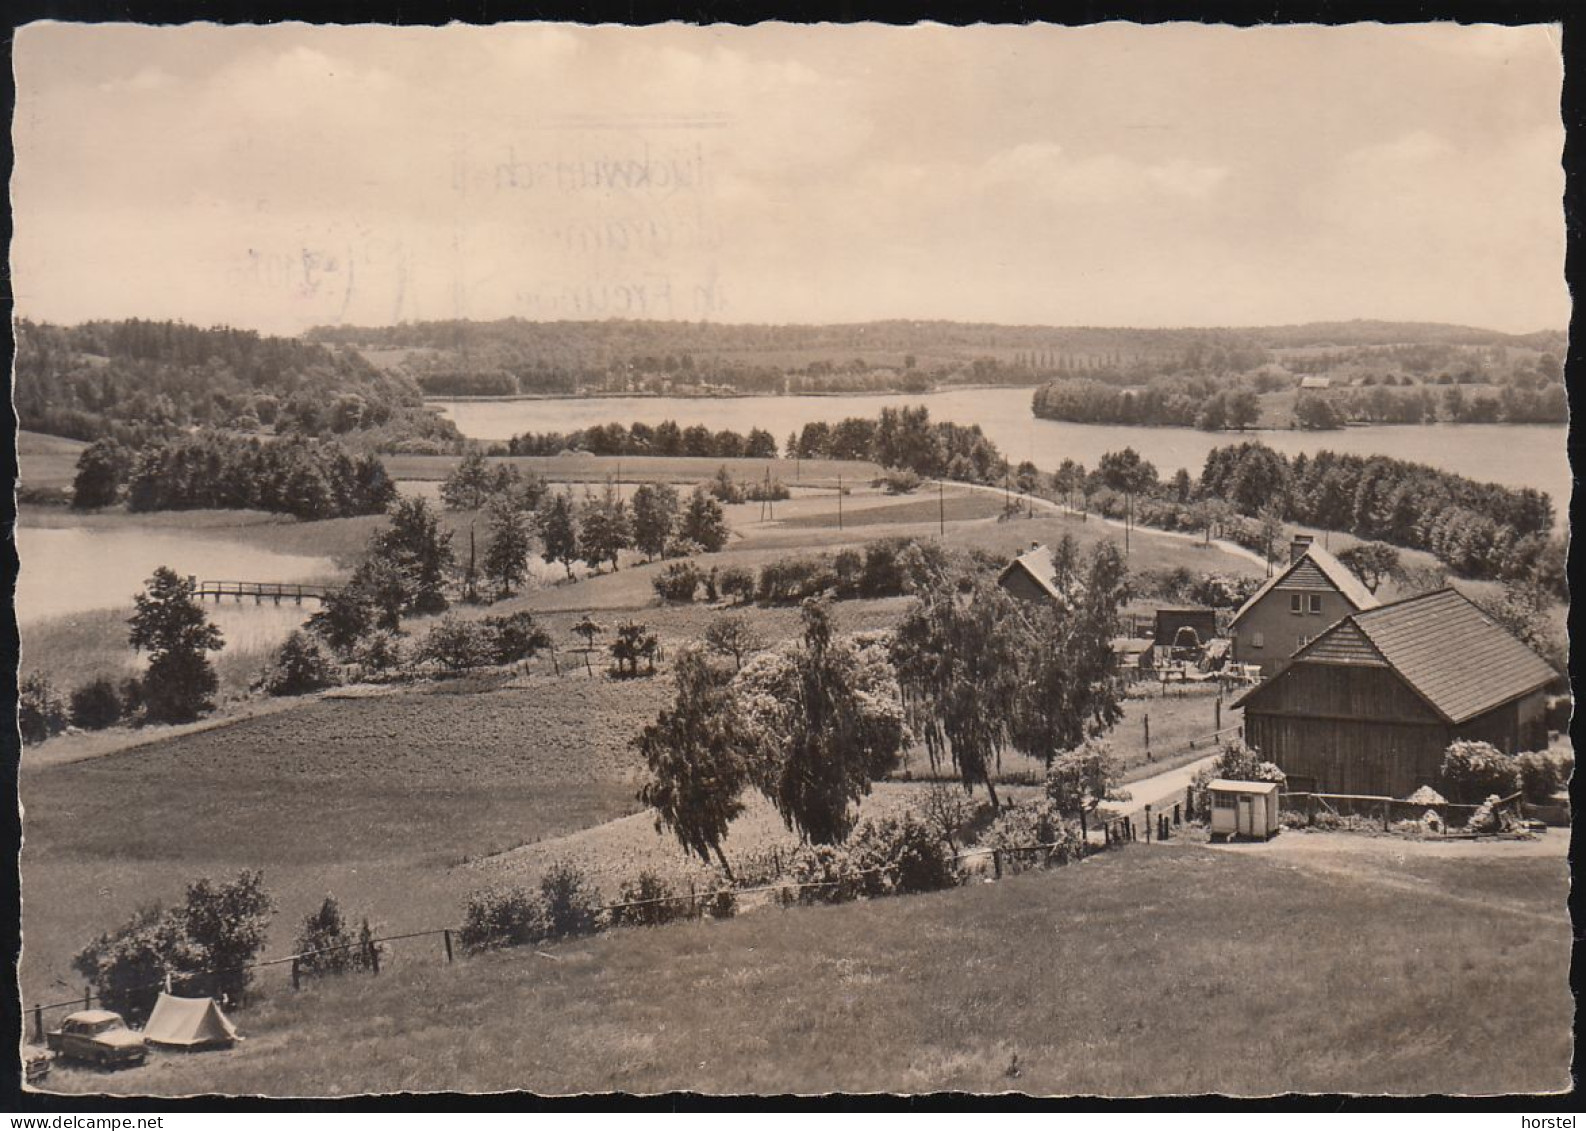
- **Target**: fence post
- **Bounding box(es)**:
[1186,786,1194,821]
[291,958,300,991]
[1144,805,1152,843]
[84,988,91,1012]
[1173,803,1181,827]
[33,1004,44,1043]
[443,929,454,964]
[993,850,1003,880]
[1383,800,1390,832]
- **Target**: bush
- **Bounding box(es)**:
[662,536,707,560]
[607,871,684,929]
[832,548,864,599]
[417,614,494,672]
[877,469,922,494]
[859,538,911,597]
[119,676,145,720]
[1192,739,1285,789]
[848,812,959,896]
[1516,749,1573,804]
[483,611,552,664]
[979,800,1084,874]
[354,630,407,676]
[653,562,703,602]
[783,845,866,905]
[71,905,198,1022]
[718,566,756,604]
[291,895,366,977]
[698,883,738,920]
[18,673,69,745]
[539,860,602,939]
[459,886,545,953]
[258,630,341,696]
[69,677,123,731]
[756,555,836,604]
[1439,740,1520,805]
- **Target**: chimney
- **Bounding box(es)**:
[1031,541,1041,551]
[1290,535,1315,564]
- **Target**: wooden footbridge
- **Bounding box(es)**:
[194,580,338,606]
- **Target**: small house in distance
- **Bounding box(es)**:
[1235,587,1558,797]
[1230,535,1379,676]
[998,543,1063,604]
[1206,779,1281,841]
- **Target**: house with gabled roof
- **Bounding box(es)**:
[1230,535,1379,676]
[1234,587,1558,797]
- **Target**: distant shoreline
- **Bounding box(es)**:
[422,383,1023,404]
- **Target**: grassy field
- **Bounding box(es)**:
[17,671,671,1010]
[38,840,1570,1097]
[17,430,88,490]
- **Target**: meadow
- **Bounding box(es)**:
[38,839,1572,1096]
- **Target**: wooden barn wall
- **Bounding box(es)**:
[1241,663,1440,724]
[1244,714,1451,797]
[1450,695,1545,754]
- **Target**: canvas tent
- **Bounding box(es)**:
[143,993,239,1049]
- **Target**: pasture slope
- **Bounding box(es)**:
[39,839,1571,1097]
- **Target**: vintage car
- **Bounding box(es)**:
[45,1009,148,1067]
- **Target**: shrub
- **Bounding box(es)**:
[18,673,69,745]
[176,869,275,1005]
[859,538,911,597]
[608,871,683,929]
[292,895,360,977]
[718,565,756,604]
[848,812,959,896]
[783,845,865,905]
[1192,739,1285,789]
[653,562,703,602]
[355,630,407,675]
[119,676,145,720]
[745,478,790,502]
[1439,740,1520,805]
[662,536,707,560]
[459,886,545,952]
[1517,749,1573,804]
[756,555,836,604]
[258,630,341,696]
[832,548,864,599]
[877,469,922,494]
[980,800,1084,874]
[698,883,738,920]
[69,677,123,731]
[417,614,494,672]
[71,905,199,1022]
[539,860,602,939]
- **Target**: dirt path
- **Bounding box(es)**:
[947,479,1271,569]
[1099,752,1219,820]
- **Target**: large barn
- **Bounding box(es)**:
[1234,587,1557,797]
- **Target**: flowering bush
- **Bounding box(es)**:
[979,800,1084,874]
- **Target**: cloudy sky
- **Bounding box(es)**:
[12,22,1567,335]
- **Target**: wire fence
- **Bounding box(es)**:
[27,822,1165,1043]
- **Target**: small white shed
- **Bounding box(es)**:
[1207,779,1281,841]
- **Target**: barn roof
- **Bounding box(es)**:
[1236,587,1557,723]
[998,544,1062,601]
[1230,545,1379,626]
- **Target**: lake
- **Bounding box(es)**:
[434,388,1573,526]
[15,526,340,627]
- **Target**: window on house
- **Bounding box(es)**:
[1251,632,1264,649]
[1214,793,1237,810]
[1297,635,1312,650]
[1308,594,1323,614]
[1289,594,1303,614]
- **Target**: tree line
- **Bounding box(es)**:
[506,420,780,459]
[1031,376,1265,431]
[16,318,461,451]
[71,432,399,520]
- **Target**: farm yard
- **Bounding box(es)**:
[36,835,1571,1097]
